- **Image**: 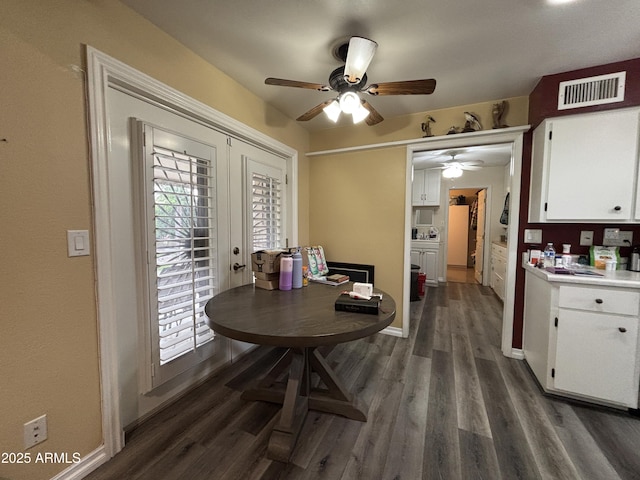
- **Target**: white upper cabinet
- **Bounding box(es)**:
[529,107,640,222]
[412,168,441,206]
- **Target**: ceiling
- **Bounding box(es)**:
[412,144,513,170]
[121,0,640,132]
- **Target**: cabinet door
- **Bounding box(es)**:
[544,109,640,221]
[424,249,438,285]
[554,309,639,406]
[423,169,441,206]
[412,169,426,206]
[410,249,421,267]
[412,169,441,206]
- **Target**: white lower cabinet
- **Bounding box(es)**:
[411,242,439,286]
[554,309,639,405]
[523,269,640,409]
[490,243,507,301]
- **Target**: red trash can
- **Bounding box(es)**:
[417,273,427,297]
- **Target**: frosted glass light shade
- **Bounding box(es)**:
[323,100,341,122]
[351,102,370,124]
[339,91,360,114]
[442,166,463,178]
[344,37,378,84]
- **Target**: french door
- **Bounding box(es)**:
[137,123,230,390]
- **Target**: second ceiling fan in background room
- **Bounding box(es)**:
[431,152,484,178]
[265,36,436,126]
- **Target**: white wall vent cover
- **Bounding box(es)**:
[557,71,626,110]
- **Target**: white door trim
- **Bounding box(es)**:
[86,46,298,459]
[404,127,528,354]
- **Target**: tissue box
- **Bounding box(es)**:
[251,250,284,273]
[335,294,380,315]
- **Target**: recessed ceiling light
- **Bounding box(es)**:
[547,0,578,5]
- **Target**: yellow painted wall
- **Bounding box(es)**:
[309,147,407,327]
[308,97,529,328]
[0,2,309,479]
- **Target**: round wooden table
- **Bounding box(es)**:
[205,282,396,462]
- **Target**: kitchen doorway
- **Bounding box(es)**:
[404,127,528,357]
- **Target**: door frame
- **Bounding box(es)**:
[443,186,491,285]
[86,46,298,459]
[404,126,529,357]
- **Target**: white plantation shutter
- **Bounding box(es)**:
[151,145,217,365]
[251,171,283,251]
[139,123,230,392]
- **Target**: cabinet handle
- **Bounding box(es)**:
[595,298,603,304]
[619,327,627,333]
[614,205,622,211]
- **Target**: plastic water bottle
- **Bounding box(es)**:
[292,249,303,289]
[543,243,556,267]
[279,255,293,290]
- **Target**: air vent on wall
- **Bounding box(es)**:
[557,71,626,110]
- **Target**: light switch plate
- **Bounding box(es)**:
[580,231,594,246]
[67,230,90,257]
[523,229,542,244]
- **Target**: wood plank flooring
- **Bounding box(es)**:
[85,283,640,480]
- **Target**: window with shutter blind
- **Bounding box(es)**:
[140,124,228,391]
[152,146,216,365]
[246,159,286,252]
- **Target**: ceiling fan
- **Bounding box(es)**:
[264,36,436,126]
[431,153,484,178]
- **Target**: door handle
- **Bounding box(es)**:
[233,263,246,271]
[619,327,627,333]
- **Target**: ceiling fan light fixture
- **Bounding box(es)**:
[442,165,463,179]
[323,99,341,122]
[339,91,360,114]
[351,102,370,124]
[344,37,378,84]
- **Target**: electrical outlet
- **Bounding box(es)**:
[580,231,594,246]
[603,230,633,247]
[24,414,47,449]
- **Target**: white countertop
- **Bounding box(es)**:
[523,261,640,289]
[412,239,440,246]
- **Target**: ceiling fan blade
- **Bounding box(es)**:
[296,100,335,121]
[344,37,378,84]
[361,99,384,126]
[366,79,437,96]
[265,77,330,91]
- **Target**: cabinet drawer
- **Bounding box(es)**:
[493,254,506,276]
[559,285,640,316]
[491,244,506,258]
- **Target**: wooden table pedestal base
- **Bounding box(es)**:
[241,347,367,462]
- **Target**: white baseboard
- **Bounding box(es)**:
[381,326,404,338]
[50,446,109,480]
[510,348,525,360]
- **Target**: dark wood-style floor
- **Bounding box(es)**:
[85,283,640,480]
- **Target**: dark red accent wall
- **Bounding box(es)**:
[512,57,640,349]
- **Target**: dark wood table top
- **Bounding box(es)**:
[204,282,396,348]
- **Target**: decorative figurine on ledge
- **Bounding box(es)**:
[421,115,436,137]
[462,112,482,132]
[492,100,509,129]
